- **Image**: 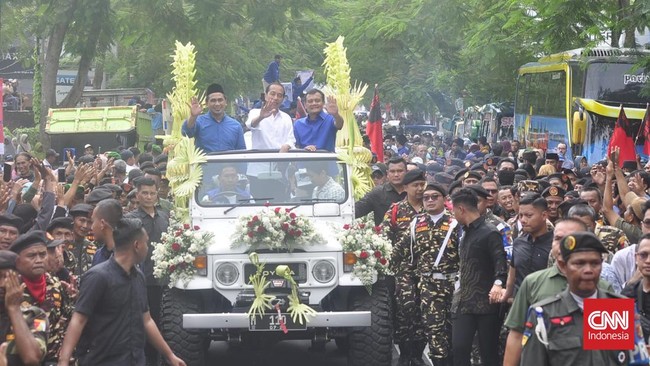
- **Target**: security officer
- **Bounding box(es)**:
[520,232,628,365]
[541,186,565,224]
[407,183,459,366]
[382,169,426,365]
[67,204,97,277]
[10,230,73,363]
[0,250,49,366]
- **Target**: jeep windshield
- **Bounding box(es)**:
[196,157,349,207]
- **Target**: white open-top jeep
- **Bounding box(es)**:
[159,150,393,366]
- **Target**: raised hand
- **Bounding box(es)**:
[189,96,203,117]
[325,95,339,116]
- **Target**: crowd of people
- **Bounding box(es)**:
[357,129,650,365]
[0,144,184,366]
[1,75,648,366]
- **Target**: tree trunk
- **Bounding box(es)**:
[38,0,80,150]
[93,52,105,89]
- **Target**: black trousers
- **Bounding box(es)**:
[145,285,163,365]
[452,312,501,366]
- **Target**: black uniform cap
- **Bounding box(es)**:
[46,217,74,233]
[560,231,608,260]
[0,214,24,231]
[466,184,491,198]
[542,186,566,198]
[0,250,18,269]
[85,188,114,204]
[69,203,94,217]
[424,183,447,197]
[401,169,426,185]
[546,152,559,161]
[9,230,47,253]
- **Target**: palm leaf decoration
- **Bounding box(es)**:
[167,137,207,223]
[323,36,374,200]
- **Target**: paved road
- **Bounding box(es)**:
[207,340,431,366]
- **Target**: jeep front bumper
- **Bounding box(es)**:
[183,311,371,329]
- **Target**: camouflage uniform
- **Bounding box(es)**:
[0,305,49,365]
[64,239,97,277]
[382,199,424,344]
[21,272,73,362]
[409,211,459,361]
[594,223,629,261]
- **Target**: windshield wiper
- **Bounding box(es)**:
[223,198,273,214]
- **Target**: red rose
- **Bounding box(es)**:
[295,230,302,237]
[289,212,297,219]
[379,258,388,265]
[194,225,200,230]
[169,265,176,272]
[374,250,382,258]
[252,215,259,222]
[374,226,382,234]
[247,231,254,238]
[285,208,291,213]
[288,229,295,236]
[175,230,182,237]
[257,226,265,233]
[247,221,254,227]
[291,220,296,225]
[275,207,281,214]
[264,202,271,207]
[359,251,369,259]
[359,223,366,229]
[183,223,190,230]
[172,243,181,252]
[281,223,289,231]
[180,262,187,269]
[343,224,351,230]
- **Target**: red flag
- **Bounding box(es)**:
[608,105,636,167]
[295,96,306,119]
[366,86,384,162]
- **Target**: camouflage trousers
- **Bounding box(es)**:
[419,277,454,359]
[393,272,425,342]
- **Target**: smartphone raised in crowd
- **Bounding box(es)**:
[3,163,12,182]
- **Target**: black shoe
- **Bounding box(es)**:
[430,356,452,366]
[410,340,427,366]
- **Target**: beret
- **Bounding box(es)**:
[545,152,559,161]
[426,163,443,174]
[466,184,491,198]
[433,172,454,185]
[0,214,24,230]
[484,156,499,167]
[402,169,426,185]
[517,180,541,194]
[85,188,114,204]
[460,171,482,182]
[424,183,447,197]
[69,203,94,217]
[560,231,608,259]
[46,239,66,249]
[46,217,74,233]
[0,250,18,269]
[542,186,566,198]
[470,163,487,173]
[10,230,47,253]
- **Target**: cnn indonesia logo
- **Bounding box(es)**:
[584,298,635,350]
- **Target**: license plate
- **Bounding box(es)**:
[243,262,307,283]
[248,313,307,331]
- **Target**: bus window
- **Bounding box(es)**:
[584,62,649,107]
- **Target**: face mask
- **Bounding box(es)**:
[497,170,515,186]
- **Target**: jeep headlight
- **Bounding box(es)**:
[312,260,335,283]
[215,262,239,286]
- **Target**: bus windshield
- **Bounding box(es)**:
[584,62,649,106]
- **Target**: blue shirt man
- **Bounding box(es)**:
[182,83,246,153]
[263,55,282,85]
[293,89,344,152]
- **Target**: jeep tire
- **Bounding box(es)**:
[160,288,208,366]
[347,280,393,366]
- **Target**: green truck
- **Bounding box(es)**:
[46,106,153,157]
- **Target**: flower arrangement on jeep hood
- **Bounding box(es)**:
[231,206,323,252]
[152,212,214,287]
[339,217,393,293]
